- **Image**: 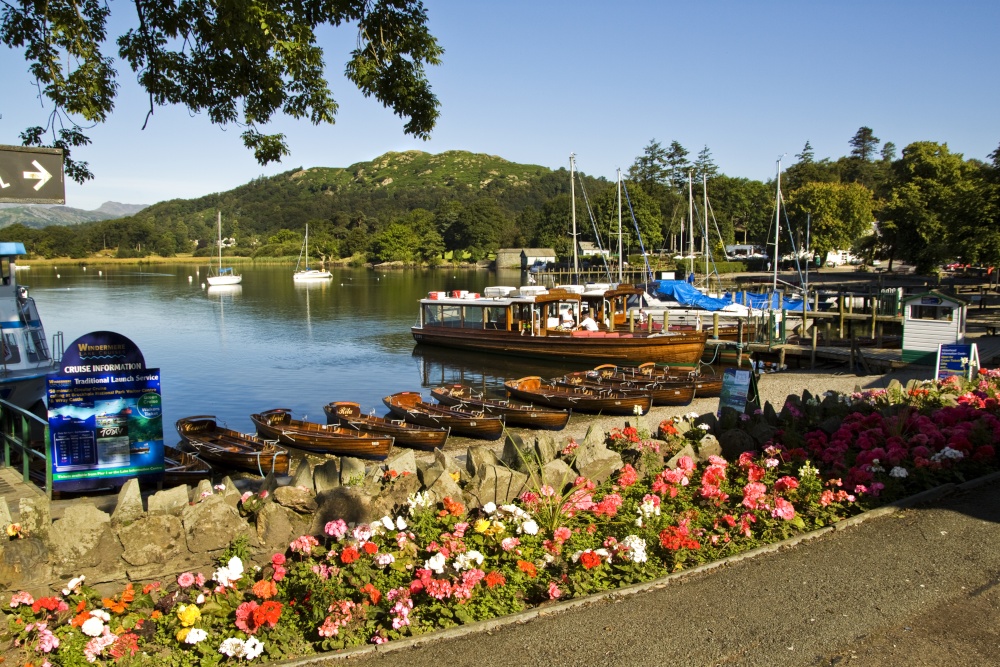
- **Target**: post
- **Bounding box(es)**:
[712,313,719,337]
[839,295,845,338]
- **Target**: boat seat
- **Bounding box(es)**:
[391,419,405,425]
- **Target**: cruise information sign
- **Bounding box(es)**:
[46,331,164,492]
[935,343,979,381]
[0,145,65,204]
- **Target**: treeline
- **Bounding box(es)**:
[1,135,997,274]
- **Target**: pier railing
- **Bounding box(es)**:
[0,399,51,499]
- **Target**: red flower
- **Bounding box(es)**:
[340,546,360,564]
[253,600,283,628]
[485,571,506,588]
[362,541,378,555]
[110,632,140,659]
[235,601,260,634]
[252,578,277,600]
[579,550,602,569]
[517,560,537,578]
[360,583,382,605]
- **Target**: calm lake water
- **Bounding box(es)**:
[25,263,585,439]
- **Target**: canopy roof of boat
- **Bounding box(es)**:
[0,243,27,256]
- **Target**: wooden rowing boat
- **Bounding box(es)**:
[250,408,393,460]
[383,391,505,440]
[430,384,571,430]
[594,362,724,398]
[559,370,696,407]
[503,376,652,415]
[176,415,291,475]
[163,444,212,486]
[323,401,451,451]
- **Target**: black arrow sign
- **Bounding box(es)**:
[0,145,66,204]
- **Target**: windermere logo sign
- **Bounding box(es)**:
[46,331,164,492]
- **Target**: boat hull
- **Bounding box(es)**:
[251,409,393,459]
[412,326,707,364]
[293,270,332,281]
[430,385,571,430]
[323,402,450,451]
[207,274,242,286]
[504,377,651,415]
[176,415,291,475]
[383,392,505,440]
[163,445,212,486]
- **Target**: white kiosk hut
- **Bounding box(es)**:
[901,291,967,364]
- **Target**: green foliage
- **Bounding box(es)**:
[3,0,443,181]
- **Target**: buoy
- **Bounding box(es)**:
[83,267,86,271]
[56,274,60,279]
[98,270,102,276]
[188,276,193,282]
[201,283,206,289]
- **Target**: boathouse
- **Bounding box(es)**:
[901,291,968,364]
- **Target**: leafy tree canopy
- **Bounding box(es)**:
[1,0,443,182]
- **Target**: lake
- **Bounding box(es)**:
[25,263,584,438]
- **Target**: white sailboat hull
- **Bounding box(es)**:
[207,274,243,286]
[292,270,332,281]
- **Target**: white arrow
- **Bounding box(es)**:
[0,176,9,189]
[23,160,52,191]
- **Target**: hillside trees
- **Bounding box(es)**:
[2,0,443,180]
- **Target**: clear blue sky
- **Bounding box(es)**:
[1,0,997,211]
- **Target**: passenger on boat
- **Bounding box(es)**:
[577,311,600,331]
[561,308,575,328]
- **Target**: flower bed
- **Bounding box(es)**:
[4,372,1000,664]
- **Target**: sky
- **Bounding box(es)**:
[1,0,998,211]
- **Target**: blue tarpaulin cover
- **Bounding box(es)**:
[649,280,809,311]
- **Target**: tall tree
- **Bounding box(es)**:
[796,141,815,163]
[849,127,880,162]
[693,145,719,181]
[666,141,691,191]
[785,182,875,257]
[628,139,669,191]
[1,0,443,181]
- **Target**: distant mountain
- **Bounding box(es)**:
[0,201,149,229]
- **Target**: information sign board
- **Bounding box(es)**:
[0,145,65,204]
[46,331,164,492]
[718,367,753,417]
[935,343,980,381]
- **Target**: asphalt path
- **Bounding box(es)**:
[291,475,1000,667]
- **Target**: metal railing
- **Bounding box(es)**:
[0,399,51,499]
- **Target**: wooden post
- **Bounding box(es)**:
[712,313,719,337]
[811,321,818,368]
[839,295,846,338]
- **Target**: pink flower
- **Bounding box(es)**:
[771,497,796,521]
[548,582,562,599]
[500,537,520,551]
[176,572,195,588]
[271,553,286,566]
[324,519,348,540]
[553,526,571,543]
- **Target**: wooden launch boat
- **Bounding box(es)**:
[558,370,696,407]
[176,415,291,475]
[163,444,212,486]
[383,391,505,440]
[412,287,708,364]
[595,362,724,398]
[323,401,451,451]
[430,384,571,430]
[250,408,393,460]
[503,376,652,415]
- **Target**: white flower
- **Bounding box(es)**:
[633,404,643,416]
[213,556,245,587]
[932,447,965,462]
[621,535,648,563]
[889,466,909,478]
[453,550,484,571]
[353,524,373,542]
[482,501,497,515]
[519,519,539,536]
[196,593,206,604]
[90,609,110,622]
[214,484,226,492]
[380,516,395,531]
[62,575,86,596]
[375,553,396,567]
[81,616,105,637]
[395,516,407,530]
[184,628,207,644]
[424,552,446,574]
[407,491,430,516]
[697,423,710,431]
[243,636,264,660]
[219,638,245,657]
[765,458,780,468]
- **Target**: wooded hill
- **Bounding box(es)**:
[1,134,998,275]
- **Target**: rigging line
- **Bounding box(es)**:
[777,190,807,293]
[576,171,613,281]
[620,180,654,283]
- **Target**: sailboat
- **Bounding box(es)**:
[206,211,242,286]
[293,223,332,281]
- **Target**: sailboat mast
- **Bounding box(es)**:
[687,171,694,279]
[570,154,579,279]
[217,210,222,271]
[773,157,782,292]
[616,169,623,283]
[703,174,709,288]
